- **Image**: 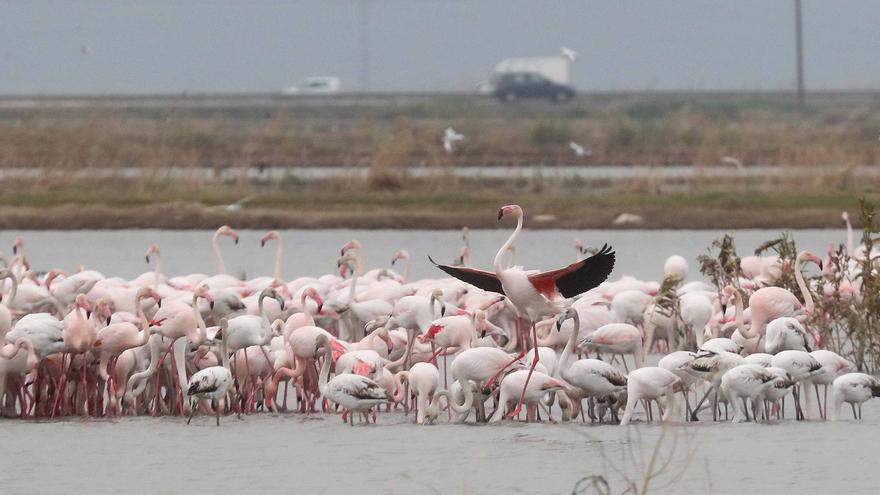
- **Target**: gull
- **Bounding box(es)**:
[561,46,578,62]
[213,195,258,212]
[721,156,745,173]
[443,127,464,153]
[569,141,591,157]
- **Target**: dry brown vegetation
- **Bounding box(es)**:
[0,92,878,228]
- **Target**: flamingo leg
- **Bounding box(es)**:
[187,399,197,424]
[507,321,538,419]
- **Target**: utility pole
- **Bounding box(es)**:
[359,0,370,92]
[794,0,805,105]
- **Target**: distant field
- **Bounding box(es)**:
[0,91,877,229]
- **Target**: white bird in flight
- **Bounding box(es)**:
[569,141,591,157]
[214,195,258,212]
[561,46,578,62]
[721,156,745,173]
[443,127,464,153]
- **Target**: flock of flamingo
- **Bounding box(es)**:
[0,205,875,427]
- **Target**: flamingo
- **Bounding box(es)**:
[663,255,688,280]
[770,350,822,420]
[201,225,242,290]
[738,251,822,340]
[431,204,614,417]
[579,323,644,370]
[829,373,880,420]
[314,333,392,425]
[555,308,628,422]
[393,362,441,424]
[764,317,813,355]
[619,367,680,426]
[489,369,567,423]
[804,349,854,419]
[187,318,234,426]
[720,364,788,423]
[0,269,19,342]
[448,347,527,422]
[93,288,162,413]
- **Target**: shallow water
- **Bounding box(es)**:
[2,400,877,495]
[4,228,849,282]
[0,228,861,494]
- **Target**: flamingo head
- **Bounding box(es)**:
[194,286,214,309]
[144,243,160,264]
[574,238,583,250]
[303,287,324,313]
[260,230,279,247]
[217,225,239,245]
[312,334,329,359]
[74,294,92,313]
[391,249,409,266]
[340,239,361,256]
[497,204,522,221]
[12,236,23,255]
[94,298,112,322]
[260,287,285,311]
[137,287,162,308]
[841,211,849,223]
[44,268,68,291]
[801,251,823,269]
[556,307,578,332]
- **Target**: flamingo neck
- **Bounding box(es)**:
[257,293,272,342]
[794,253,815,314]
[273,238,283,284]
[494,212,523,274]
[347,267,359,303]
[732,289,748,338]
[301,293,315,325]
[317,344,332,397]
[3,273,17,310]
[189,294,207,346]
[392,371,408,403]
[557,314,580,378]
[154,254,163,291]
[220,331,230,369]
[135,295,152,346]
[402,256,411,283]
[212,232,226,274]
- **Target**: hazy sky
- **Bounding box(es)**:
[2,0,879,94]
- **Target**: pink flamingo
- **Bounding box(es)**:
[738,251,822,341]
[431,204,614,417]
[92,288,161,414]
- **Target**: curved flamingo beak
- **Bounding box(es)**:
[497,209,504,221]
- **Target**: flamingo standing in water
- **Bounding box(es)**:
[314,333,392,425]
[829,372,880,420]
[620,367,680,426]
[431,204,615,417]
[187,318,234,426]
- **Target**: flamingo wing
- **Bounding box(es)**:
[333,374,391,401]
[428,256,505,295]
[527,244,615,298]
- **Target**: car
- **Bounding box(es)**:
[491,72,575,103]
[281,76,341,95]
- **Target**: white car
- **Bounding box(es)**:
[281,77,340,95]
